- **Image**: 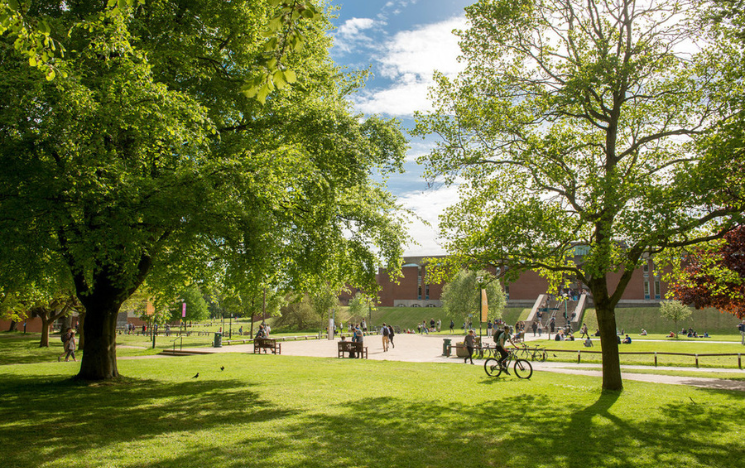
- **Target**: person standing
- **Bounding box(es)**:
[388,324,395,349]
[58,328,73,362]
[738,321,745,345]
[537,321,543,337]
[450,320,454,333]
[531,321,538,336]
[63,330,77,362]
[487,320,493,337]
[464,329,476,364]
[550,316,556,336]
[580,323,589,339]
[381,323,390,351]
[421,320,429,334]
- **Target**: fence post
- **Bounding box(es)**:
[577,350,581,364]
[654,352,657,367]
[739,353,741,370]
[695,354,699,368]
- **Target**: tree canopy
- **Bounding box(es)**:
[440,269,505,325]
[668,226,745,319]
[0,0,410,380]
[413,0,745,390]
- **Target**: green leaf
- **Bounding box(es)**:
[283,69,297,84]
[29,56,37,67]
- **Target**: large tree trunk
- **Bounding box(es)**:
[589,278,624,391]
[8,320,17,332]
[72,258,150,381]
[76,290,124,380]
[39,316,52,347]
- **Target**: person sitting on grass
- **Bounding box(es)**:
[640,329,647,336]
[584,337,593,347]
[623,334,632,344]
[667,331,675,338]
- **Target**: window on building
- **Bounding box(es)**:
[644,280,650,300]
[425,284,430,300]
[418,286,421,300]
[654,280,661,300]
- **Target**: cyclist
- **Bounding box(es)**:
[494,325,517,374]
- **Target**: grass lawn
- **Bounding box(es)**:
[0,353,743,468]
[524,336,745,368]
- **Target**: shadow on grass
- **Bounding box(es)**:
[0,374,298,468]
[1,367,743,468]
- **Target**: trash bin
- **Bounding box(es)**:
[213,332,222,348]
[442,338,452,356]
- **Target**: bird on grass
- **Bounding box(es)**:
[192,373,199,378]
[553,354,557,358]
[220,366,225,371]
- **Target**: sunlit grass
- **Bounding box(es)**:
[0,353,742,468]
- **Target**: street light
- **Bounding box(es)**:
[476,275,484,344]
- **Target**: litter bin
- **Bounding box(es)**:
[213,332,222,348]
[442,338,452,356]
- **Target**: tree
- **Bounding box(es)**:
[275,294,318,331]
[440,270,505,326]
[0,0,409,380]
[659,300,693,337]
[668,226,745,319]
[168,285,210,324]
[347,292,373,322]
[310,285,341,326]
[413,0,745,390]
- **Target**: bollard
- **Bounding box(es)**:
[695,353,699,368]
[739,353,741,370]
[654,352,657,367]
[577,350,581,364]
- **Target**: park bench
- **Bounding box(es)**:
[253,338,281,355]
[337,341,368,359]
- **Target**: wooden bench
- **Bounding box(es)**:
[337,341,368,359]
[253,338,281,354]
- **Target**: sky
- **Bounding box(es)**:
[327,0,474,257]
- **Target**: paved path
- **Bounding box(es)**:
[168,332,745,391]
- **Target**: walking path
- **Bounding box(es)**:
[163,332,745,391]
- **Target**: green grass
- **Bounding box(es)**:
[562,366,745,381]
[526,336,745,368]
[0,353,743,468]
[579,307,741,335]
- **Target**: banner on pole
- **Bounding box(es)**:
[481,289,488,322]
[182,302,187,318]
[146,302,155,316]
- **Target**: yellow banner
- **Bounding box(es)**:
[481,289,488,322]
[146,302,155,316]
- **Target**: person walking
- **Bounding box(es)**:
[450,320,454,333]
[381,323,390,352]
[58,328,73,362]
[531,321,537,336]
[388,324,395,348]
[62,330,77,362]
[464,329,476,364]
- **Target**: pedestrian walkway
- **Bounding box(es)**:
[167,332,745,391]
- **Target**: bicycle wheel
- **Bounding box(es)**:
[484,358,502,377]
[513,359,533,379]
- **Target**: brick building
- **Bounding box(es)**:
[373,254,669,308]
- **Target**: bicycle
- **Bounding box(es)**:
[518,343,547,362]
[484,348,533,379]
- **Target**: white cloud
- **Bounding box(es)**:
[353,16,467,117]
[398,184,460,256]
[333,17,380,54]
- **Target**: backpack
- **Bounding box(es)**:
[382,326,389,336]
[493,330,504,345]
[61,332,68,343]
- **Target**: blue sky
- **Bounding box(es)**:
[327,0,473,256]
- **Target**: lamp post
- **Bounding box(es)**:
[476,275,484,344]
[229,314,232,339]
